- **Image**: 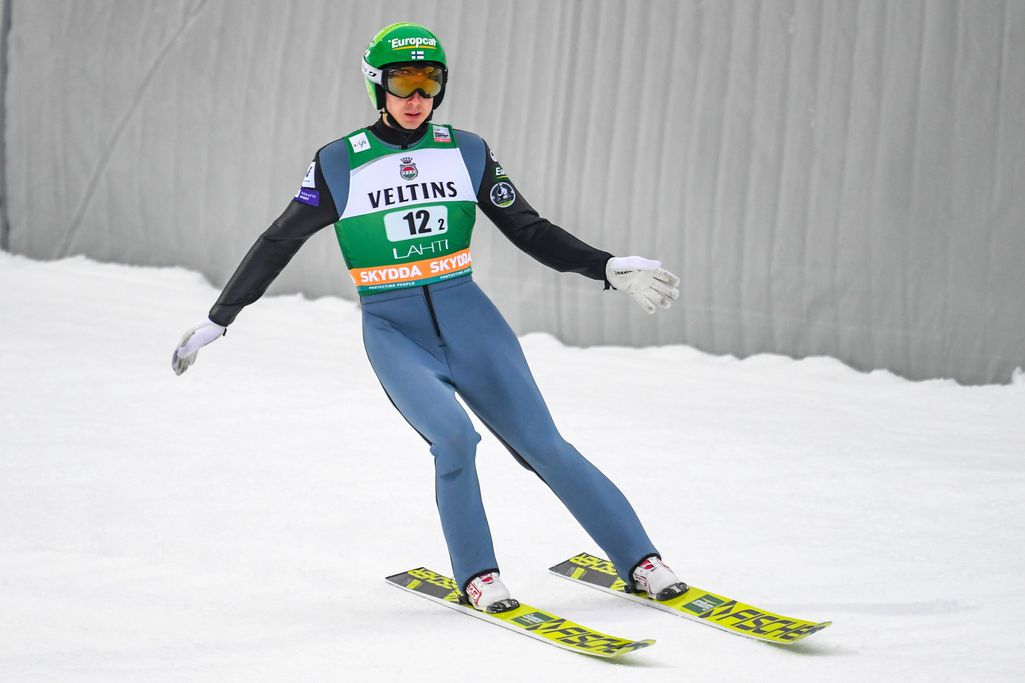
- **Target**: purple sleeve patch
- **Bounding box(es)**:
[294,188,320,207]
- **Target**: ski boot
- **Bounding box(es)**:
[464,571,519,613]
[632,555,688,600]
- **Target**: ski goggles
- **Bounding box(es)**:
[363,60,446,99]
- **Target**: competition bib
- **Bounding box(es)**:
[334,125,477,294]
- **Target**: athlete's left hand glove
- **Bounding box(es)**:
[606,256,680,314]
[171,319,226,376]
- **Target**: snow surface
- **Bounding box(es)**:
[2,252,1024,682]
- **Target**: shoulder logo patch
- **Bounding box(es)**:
[294,187,320,207]
[302,162,316,188]
[432,125,451,143]
[349,132,371,153]
[490,181,516,208]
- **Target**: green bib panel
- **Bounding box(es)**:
[334,124,477,294]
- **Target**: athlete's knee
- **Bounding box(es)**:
[522,433,577,466]
[431,428,482,476]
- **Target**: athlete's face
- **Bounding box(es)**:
[385,90,433,130]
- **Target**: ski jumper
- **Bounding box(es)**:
[209,117,659,592]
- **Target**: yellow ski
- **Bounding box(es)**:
[386,567,654,658]
[549,553,831,645]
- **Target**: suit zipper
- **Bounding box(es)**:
[421,286,442,338]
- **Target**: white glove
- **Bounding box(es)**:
[606,256,680,314]
[171,319,226,375]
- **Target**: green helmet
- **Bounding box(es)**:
[361,23,448,111]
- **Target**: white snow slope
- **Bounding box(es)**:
[2,252,1024,682]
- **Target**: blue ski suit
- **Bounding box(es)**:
[209,116,659,593]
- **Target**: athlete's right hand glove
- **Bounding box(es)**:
[171,319,226,376]
[606,256,681,314]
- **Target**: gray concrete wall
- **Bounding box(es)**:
[5,0,1024,383]
[0,0,10,251]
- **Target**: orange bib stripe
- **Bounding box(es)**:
[349,248,472,288]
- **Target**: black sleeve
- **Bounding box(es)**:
[208,152,339,326]
[476,140,613,287]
